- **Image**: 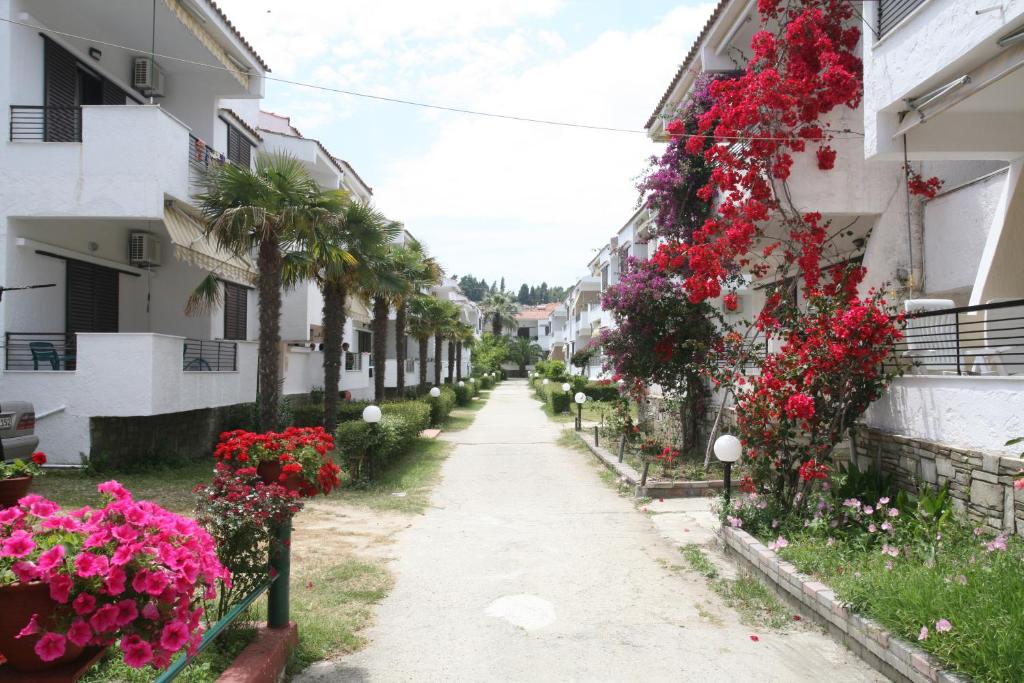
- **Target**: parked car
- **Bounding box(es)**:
[0,401,39,461]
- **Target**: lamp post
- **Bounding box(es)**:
[561,382,570,393]
[429,386,441,398]
[713,434,743,506]
[574,392,587,431]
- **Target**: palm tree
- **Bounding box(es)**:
[193,152,342,431]
[390,241,443,394]
[507,336,542,376]
[407,295,440,389]
[454,323,475,381]
[358,241,412,402]
[425,300,459,386]
[283,201,396,432]
[481,291,519,336]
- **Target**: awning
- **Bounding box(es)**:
[163,206,255,285]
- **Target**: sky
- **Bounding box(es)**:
[215,0,718,291]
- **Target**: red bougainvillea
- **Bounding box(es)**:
[906,168,944,198]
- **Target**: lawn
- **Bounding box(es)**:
[34,462,212,514]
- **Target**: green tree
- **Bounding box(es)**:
[408,295,441,388]
[481,291,519,336]
[517,283,530,304]
[193,152,342,431]
[283,200,396,432]
[507,336,542,375]
[390,241,443,394]
[359,243,412,402]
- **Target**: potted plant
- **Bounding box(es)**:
[0,481,228,672]
[214,426,340,497]
[0,451,46,508]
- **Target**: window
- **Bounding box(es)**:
[357,330,372,354]
[878,0,926,38]
[223,282,248,340]
[42,37,129,142]
[66,259,119,337]
[226,123,252,167]
[600,265,609,291]
[517,327,531,338]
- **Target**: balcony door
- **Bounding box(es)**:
[43,36,131,141]
[65,260,119,366]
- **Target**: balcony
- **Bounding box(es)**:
[4,105,192,218]
[2,332,256,418]
[282,347,372,399]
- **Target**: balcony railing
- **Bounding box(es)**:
[188,134,227,173]
[345,352,363,371]
[182,339,238,372]
[10,105,82,142]
[4,332,77,370]
[405,358,416,373]
[887,298,1024,376]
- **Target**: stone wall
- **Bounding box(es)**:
[853,427,1024,536]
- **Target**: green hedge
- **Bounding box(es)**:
[290,403,324,428]
[454,383,472,406]
[549,391,571,414]
[383,400,431,434]
[334,415,415,484]
[427,387,457,426]
[584,382,620,402]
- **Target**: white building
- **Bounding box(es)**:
[1,0,269,464]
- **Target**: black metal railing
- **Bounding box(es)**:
[10,105,82,142]
[878,0,926,38]
[188,134,227,173]
[4,332,77,370]
[182,339,237,372]
[345,352,362,371]
[888,298,1024,376]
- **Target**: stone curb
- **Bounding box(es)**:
[216,622,299,683]
[719,527,971,683]
[574,431,724,499]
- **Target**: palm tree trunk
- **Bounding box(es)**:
[395,302,407,393]
[418,337,428,388]
[433,335,443,386]
[492,317,501,336]
[257,239,283,432]
[446,339,455,383]
[372,297,389,402]
[455,342,463,381]
[321,280,346,433]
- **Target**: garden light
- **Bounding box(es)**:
[458,381,465,387]
[362,405,382,423]
[429,387,441,398]
[561,382,570,392]
[714,434,743,505]
[543,378,549,385]
[574,392,586,431]
[574,392,587,404]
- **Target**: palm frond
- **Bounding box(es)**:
[185,272,224,317]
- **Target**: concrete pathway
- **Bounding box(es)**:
[297,380,883,683]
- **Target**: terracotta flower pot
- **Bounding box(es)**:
[0,582,84,672]
[256,461,302,491]
[0,475,32,508]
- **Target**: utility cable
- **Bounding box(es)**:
[3,16,868,141]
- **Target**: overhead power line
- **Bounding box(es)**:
[1,16,866,141]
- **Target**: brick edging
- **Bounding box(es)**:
[719,527,970,683]
[573,432,724,498]
[216,622,298,683]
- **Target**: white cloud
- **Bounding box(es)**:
[374,3,717,285]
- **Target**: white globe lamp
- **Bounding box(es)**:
[429,386,441,398]
[362,405,382,424]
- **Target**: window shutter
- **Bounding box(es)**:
[43,37,79,141]
[223,282,248,340]
[878,0,926,37]
[66,260,119,337]
[226,124,252,167]
[101,79,128,105]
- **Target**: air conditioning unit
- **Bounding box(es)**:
[129,233,161,267]
[131,57,165,97]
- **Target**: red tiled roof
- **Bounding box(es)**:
[204,0,271,72]
[644,0,729,131]
[516,302,561,321]
[333,157,374,195]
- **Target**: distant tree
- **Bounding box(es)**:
[499,277,505,292]
[517,284,530,304]
[539,282,549,302]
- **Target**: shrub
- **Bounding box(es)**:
[453,383,472,406]
[535,360,568,381]
[383,400,431,434]
[584,382,620,402]
[336,401,371,423]
[427,387,457,426]
[549,391,571,414]
[334,414,419,484]
[290,403,324,428]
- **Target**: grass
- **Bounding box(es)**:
[712,574,792,630]
[334,438,453,514]
[779,531,1024,682]
[279,558,391,675]
[680,544,719,579]
[557,430,629,494]
[34,462,212,514]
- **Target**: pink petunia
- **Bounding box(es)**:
[159,620,190,653]
[2,530,36,558]
[935,619,952,633]
[49,574,73,603]
[73,593,97,616]
[89,604,119,634]
[121,635,153,669]
[97,480,131,501]
[16,614,41,639]
[142,603,160,620]
[888,508,900,517]
[33,632,66,662]
[12,561,40,582]
[67,619,93,648]
[36,544,66,572]
[144,571,169,597]
[114,599,138,627]
[105,566,127,595]
[74,552,109,578]
[28,499,59,518]
[0,507,25,525]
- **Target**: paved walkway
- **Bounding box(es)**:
[297,380,883,682]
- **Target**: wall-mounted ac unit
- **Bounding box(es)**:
[131,57,165,97]
[129,233,161,267]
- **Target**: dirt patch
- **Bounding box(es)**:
[292,502,411,567]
